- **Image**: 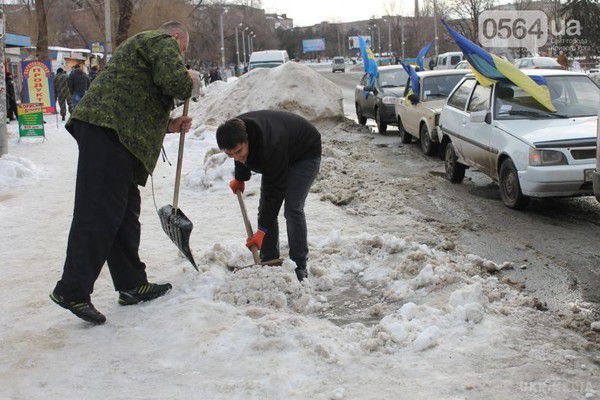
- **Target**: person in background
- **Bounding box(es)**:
[557,51,569,70]
[53,68,72,121]
[5,72,18,121]
[68,64,90,107]
[88,65,99,82]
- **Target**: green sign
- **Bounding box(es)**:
[17,103,45,138]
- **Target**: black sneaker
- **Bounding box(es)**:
[50,292,106,325]
[118,282,172,305]
[295,267,308,282]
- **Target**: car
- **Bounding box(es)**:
[248,50,290,70]
[355,65,409,133]
[332,56,345,73]
[513,57,562,70]
[438,69,599,209]
[395,70,468,155]
[433,52,464,70]
[454,60,471,70]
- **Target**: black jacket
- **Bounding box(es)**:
[68,69,90,94]
[234,110,321,230]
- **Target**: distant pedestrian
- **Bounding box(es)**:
[557,51,568,70]
[88,65,99,82]
[209,67,222,82]
[53,68,72,121]
[68,64,90,107]
[5,72,18,121]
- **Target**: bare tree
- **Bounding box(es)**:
[35,0,49,59]
[115,0,134,46]
[447,0,496,42]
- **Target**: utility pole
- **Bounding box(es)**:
[219,9,227,72]
[377,24,381,55]
[248,31,253,56]
[242,27,248,64]
[235,24,240,67]
[104,0,112,58]
[400,16,405,59]
[383,18,392,56]
[0,6,7,157]
[433,0,439,57]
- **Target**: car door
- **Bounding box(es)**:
[464,83,494,174]
[355,73,369,113]
[403,77,423,136]
[439,78,476,164]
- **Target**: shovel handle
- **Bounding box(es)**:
[172,99,190,212]
[236,190,261,265]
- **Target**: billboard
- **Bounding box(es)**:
[348,35,372,50]
[302,38,326,53]
[21,60,56,114]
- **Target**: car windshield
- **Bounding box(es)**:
[334,59,344,64]
[249,62,282,69]
[378,69,409,88]
[422,74,465,101]
[533,58,560,67]
[494,75,600,119]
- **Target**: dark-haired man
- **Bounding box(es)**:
[50,21,201,325]
[216,110,321,282]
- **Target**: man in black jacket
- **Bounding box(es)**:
[68,64,90,107]
[216,110,321,281]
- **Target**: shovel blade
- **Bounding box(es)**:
[158,205,198,271]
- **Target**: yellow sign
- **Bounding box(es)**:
[21,60,56,114]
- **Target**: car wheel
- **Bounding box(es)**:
[375,108,388,134]
[444,142,466,183]
[419,124,437,156]
[397,116,412,143]
[499,158,530,209]
[356,104,367,125]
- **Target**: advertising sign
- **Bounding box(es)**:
[20,60,56,114]
[302,38,326,53]
[349,35,372,50]
[17,103,45,138]
[90,41,105,53]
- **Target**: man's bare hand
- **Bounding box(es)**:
[168,116,192,133]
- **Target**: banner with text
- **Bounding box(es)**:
[17,103,45,138]
[302,38,326,53]
[21,60,56,114]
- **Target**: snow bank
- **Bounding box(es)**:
[188,62,343,128]
[0,155,39,189]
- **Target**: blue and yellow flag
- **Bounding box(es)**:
[441,19,556,112]
[401,62,420,105]
[359,35,378,97]
[416,42,433,71]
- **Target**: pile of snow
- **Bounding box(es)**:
[183,146,233,190]
[0,155,39,189]
[188,62,343,128]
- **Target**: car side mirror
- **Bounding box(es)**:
[408,93,420,104]
[485,111,492,124]
[469,110,487,123]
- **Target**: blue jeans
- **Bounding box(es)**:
[72,91,84,107]
[259,158,321,269]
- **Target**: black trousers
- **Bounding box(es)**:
[54,121,147,302]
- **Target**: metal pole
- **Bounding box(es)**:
[242,28,247,64]
[433,0,439,57]
[378,25,381,55]
[219,11,225,71]
[235,25,240,67]
[0,7,7,157]
[401,17,405,59]
[387,20,392,56]
[104,0,112,56]
[248,32,253,57]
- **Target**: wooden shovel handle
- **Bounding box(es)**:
[236,190,261,265]
[172,99,190,212]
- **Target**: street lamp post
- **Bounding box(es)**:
[248,31,253,55]
[235,24,240,67]
[219,8,228,71]
[242,27,248,64]
[433,0,439,57]
[383,19,392,56]
[400,16,405,59]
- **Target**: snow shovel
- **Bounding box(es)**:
[158,99,198,271]
[227,190,283,271]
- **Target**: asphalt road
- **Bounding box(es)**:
[317,67,600,314]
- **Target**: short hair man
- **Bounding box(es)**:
[50,21,201,325]
[217,110,321,281]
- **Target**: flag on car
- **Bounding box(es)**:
[359,35,378,98]
[441,19,556,112]
[401,62,421,105]
[416,41,433,71]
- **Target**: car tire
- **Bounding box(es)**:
[375,107,388,134]
[419,124,437,156]
[499,158,530,209]
[444,142,466,183]
[356,104,367,125]
[397,116,412,143]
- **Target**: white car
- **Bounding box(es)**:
[438,69,599,209]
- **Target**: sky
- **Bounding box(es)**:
[262,0,416,27]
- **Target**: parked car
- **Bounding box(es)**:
[454,60,471,70]
[332,56,345,73]
[513,57,562,70]
[433,52,464,70]
[355,65,409,133]
[594,106,600,202]
[438,69,599,209]
[248,50,290,70]
[395,70,467,155]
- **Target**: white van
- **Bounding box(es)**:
[248,50,290,70]
[434,52,464,70]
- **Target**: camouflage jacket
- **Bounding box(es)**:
[68,30,192,186]
[53,73,70,101]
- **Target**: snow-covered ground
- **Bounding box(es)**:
[1,64,599,399]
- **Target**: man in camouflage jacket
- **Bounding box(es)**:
[51,21,201,325]
[53,68,72,121]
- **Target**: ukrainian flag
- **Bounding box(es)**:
[416,41,433,71]
[441,19,556,112]
[359,35,379,96]
[401,62,421,105]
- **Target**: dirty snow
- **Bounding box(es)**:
[1,64,599,399]
[0,154,40,189]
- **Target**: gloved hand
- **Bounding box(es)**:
[246,230,265,251]
[229,178,245,194]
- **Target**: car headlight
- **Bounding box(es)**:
[382,96,397,105]
[529,149,568,166]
